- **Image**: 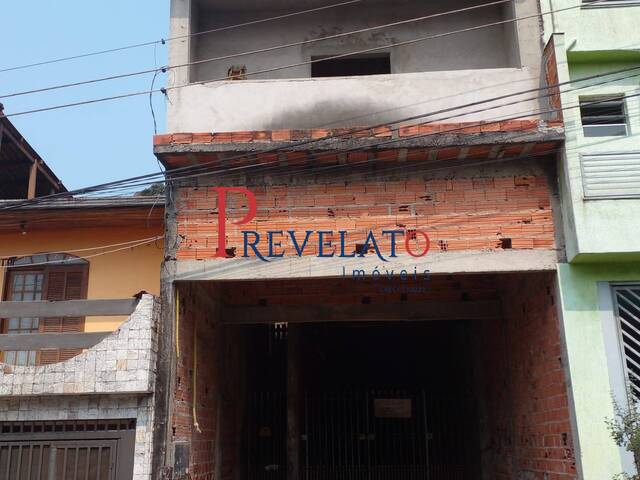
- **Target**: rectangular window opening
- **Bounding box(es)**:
[311,54,391,78]
[580,95,628,137]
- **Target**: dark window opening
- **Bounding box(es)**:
[311,54,391,78]
[580,96,628,137]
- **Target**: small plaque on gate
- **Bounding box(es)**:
[374,398,412,418]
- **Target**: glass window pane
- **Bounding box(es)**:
[584,124,628,137]
[16,351,27,366]
[5,351,16,364]
[20,318,32,329]
[12,275,24,288]
[8,318,20,330]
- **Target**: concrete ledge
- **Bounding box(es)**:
[155,130,564,155]
[173,249,558,282]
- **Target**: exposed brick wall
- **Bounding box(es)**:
[543,36,563,122]
[175,170,555,261]
[173,285,218,480]
[153,120,562,148]
[173,273,573,479]
[173,285,244,480]
[473,273,575,480]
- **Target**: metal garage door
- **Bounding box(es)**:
[0,420,135,480]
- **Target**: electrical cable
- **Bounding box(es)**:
[0,0,362,74]
[0,0,603,117]
[0,0,510,100]
[0,236,164,268]
[3,62,636,210]
[0,62,634,211]
[0,235,164,260]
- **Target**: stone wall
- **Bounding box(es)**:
[0,294,160,480]
[0,294,159,396]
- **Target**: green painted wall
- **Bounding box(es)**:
[541,0,640,51]
[558,263,640,479]
[558,60,640,260]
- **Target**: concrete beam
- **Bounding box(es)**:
[155,130,564,156]
[222,299,501,325]
[172,250,558,282]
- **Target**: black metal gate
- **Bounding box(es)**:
[0,420,135,480]
[246,389,474,480]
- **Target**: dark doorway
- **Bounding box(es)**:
[311,54,391,78]
[243,321,480,480]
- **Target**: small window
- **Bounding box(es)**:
[311,54,391,78]
[580,96,628,137]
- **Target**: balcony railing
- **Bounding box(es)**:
[0,298,138,352]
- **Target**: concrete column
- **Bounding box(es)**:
[168,0,192,131]
[287,324,303,480]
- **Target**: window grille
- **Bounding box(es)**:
[613,285,640,397]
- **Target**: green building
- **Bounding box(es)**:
[541,1,640,478]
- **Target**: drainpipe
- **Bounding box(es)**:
[548,0,558,34]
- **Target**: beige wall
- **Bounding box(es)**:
[0,226,164,332]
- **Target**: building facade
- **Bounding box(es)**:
[153,0,584,479]
[539,1,640,478]
[0,116,165,479]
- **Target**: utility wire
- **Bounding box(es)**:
[0,0,362,74]
[0,236,164,260]
[0,65,633,210]
[0,0,602,117]
[0,0,511,100]
[0,236,164,268]
[0,63,635,209]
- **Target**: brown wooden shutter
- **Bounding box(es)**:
[40,269,87,365]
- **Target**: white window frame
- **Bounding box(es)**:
[583,0,640,8]
[579,95,629,138]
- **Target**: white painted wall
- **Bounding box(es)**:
[167,0,545,132]
[191,0,515,81]
[168,68,543,132]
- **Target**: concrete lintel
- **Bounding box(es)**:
[172,249,558,282]
[154,130,564,156]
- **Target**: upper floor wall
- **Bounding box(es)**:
[167,0,546,133]
[0,221,164,333]
[541,0,640,53]
[550,34,640,261]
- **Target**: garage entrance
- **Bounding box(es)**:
[173,273,576,480]
[244,321,478,480]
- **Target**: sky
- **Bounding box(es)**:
[0,1,170,191]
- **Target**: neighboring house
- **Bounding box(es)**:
[539,1,640,478]
[0,115,165,479]
[152,1,577,479]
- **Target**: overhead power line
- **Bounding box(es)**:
[0,64,634,211]
[0,0,362,74]
[0,0,604,118]
[0,0,512,100]
[0,236,164,268]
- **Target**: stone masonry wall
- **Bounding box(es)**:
[0,294,160,480]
